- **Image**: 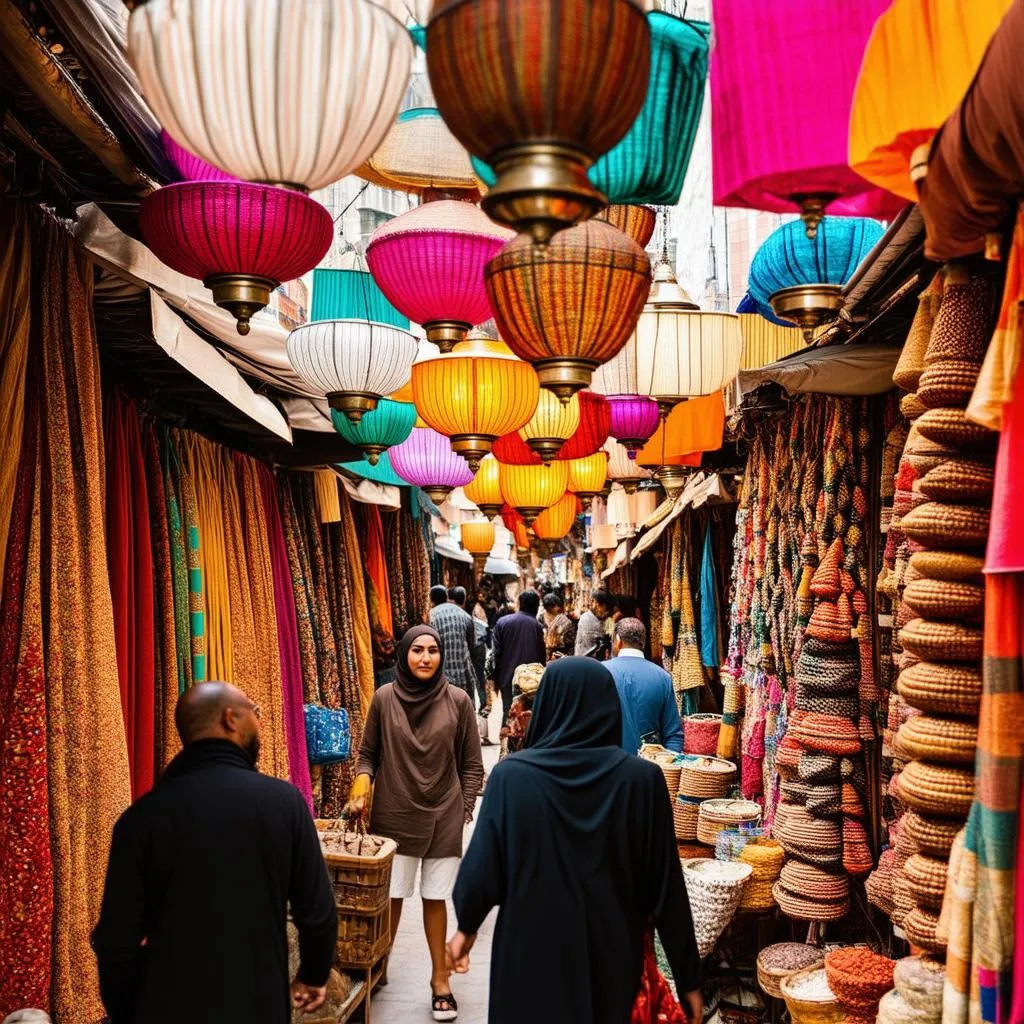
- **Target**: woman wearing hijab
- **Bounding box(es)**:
[447,657,702,1024]
[347,624,484,1021]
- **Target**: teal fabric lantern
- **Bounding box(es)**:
[311,268,409,328]
[332,399,417,464]
[338,450,409,487]
[471,13,709,206]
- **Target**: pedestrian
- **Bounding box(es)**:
[575,589,616,658]
[541,591,576,660]
[346,625,484,1022]
[604,618,684,755]
[491,589,546,726]
[428,584,478,702]
[447,658,702,1024]
[92,681,338,1024]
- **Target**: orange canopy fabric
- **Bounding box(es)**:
[636,391,724,468]
[849,0,1012,202]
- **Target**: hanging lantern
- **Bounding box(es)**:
[608,483,659,532]
[605,439,652,493]
[129,0,413,191]
[654,464,689,500]
[411,336,540,470]
[139,182,332,334]
[748,218,884,340]
[735,291,793,328]
[532,492,579,541]
[461,519,496,575]
[311,268,408,327]
[636,392,724,468]
[501,505,531,551]
[492,391,611,464]
[367,200,513,352]
[594,204,657,248]
[339,450,409,487]
[849,0,1011,204]
[710,0,904,238]
[518,391,580,464]
[567,452,609,510]
[427,0,650,244]
[498,461,570,525]
[486,219,651,401]
[287,319,419,422]
[389,427,474,504]
[162,129,237,182]
[738,315,804,371]
[463,454,503,518]
[330,399,416,464]
[606,395,660,456]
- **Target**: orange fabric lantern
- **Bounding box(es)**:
[412,336,540,470]
[463,454,503,518]
[594,204,657,247]
[500,505,531,550]
[636,391,724,468]
[498,460,569,524]
[567,452,609,505]
[518,390,580,463]
[461,520,495,555]
[532,492,579,541]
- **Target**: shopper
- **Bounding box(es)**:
[92,682,337,1024]
[575,589,616,658]
[448,658,702,1024]
[604,618,684,754]
[491,589,546,725]
[347,625,483,1022]
[428,584,478,702]
[542,591,577,660]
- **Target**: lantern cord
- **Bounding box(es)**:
[334,181,369,225]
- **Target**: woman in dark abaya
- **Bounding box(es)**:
[447,657,702,1024]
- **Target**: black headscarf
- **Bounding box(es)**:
[391,624,448,731]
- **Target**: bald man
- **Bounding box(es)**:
[92,682,337,1024]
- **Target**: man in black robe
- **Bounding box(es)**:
[92,682,337,1024]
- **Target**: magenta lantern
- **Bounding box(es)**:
[711,0,905,238]
[365,200,513,352]
[161,129,239,182]
[607,395,660,457]
[388,426,474,505]
[139,181,332,335]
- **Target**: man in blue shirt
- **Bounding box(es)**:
[604,618,684,755]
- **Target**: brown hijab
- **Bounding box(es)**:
[393,624,449,723]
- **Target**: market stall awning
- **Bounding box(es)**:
[738,342,900,397]
[484,556,520,577]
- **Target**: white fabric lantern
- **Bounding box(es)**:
[604,439,652,492]
[129,0,413,191]
[286,320,418,422]
[365,0,433,24]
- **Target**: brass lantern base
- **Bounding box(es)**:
[482,142,607,246]
[423,486,454,505]
[533,539,556,560]
[525,437,567,464]
[328,391,380,424]
[206,273,277,336]
[476,503,503,520]
[790,192,838,240]
[516,506,545,526]
[656,465,687,500]
[656,397,682,422]
[769,284,844,342]
[425,320,471,353]
[472,553,489,576]
[622,481,640,495]
[360,444,387,466]
[576,492,597,511]
[535,358,598,404]
[450,434,496,472]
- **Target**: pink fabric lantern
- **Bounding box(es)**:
[139,181,332,335]
[388,426,474,504]
[606,395,660,457]
[161,129,239,182]
[711,0,904,236]
[365,200,513,351]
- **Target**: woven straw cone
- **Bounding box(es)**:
[896,715,978,765]
[894,277,942,391]
[923,268,991,364]
[900,392,928,422]
[674,798,700,841]
[900,501,990,550]
[807,596,855,644]
[901,810,962,858]
[902,578,984,623]
[843,817,874,876]
[799,753,842,784]
[892,955,945,1014]
[757,944,825,1000]
[899,618,983,664]
[916,458,994,506]
[681,859,752,958]
[841,782,865,818]
[898,760,974,817]
[877,988,938,1024]
[774,881,849,922]
[909,550,984,583]
[902,905,946,954]
[780,860,849,902]
[915,407,997,453]
[898,662,982,717]
[917,360,983,411]
[904,853,948,911]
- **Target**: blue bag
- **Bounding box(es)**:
[303,705,351,766]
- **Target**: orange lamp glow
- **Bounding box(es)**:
[498,460,569,525]
[567,451,609,509]
[532,492,580,541]
[463,454,503,518]
[518,390,581,463]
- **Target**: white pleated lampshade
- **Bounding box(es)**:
[366,0,433,24]
[129,0,413,191]
[604,439,652,488]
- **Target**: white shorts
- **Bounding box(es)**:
[389,854,461,900]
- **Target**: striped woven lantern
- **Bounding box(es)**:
[595,205,657,247]
[486,219,651,401]
[492,391,611,464]
[605,438,652,493]
[389,426,474,504]
[532,492,580,541]
[567,452,609,510]
[330,399,416,464]
[460,519,496,575]
[427,0,651,243]
[463,454,503,519]
[738,314,804,370]
[518,390,581,463]
[499,461,570,524]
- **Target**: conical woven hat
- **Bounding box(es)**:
[923,265,992,366]
[894,273,943,391]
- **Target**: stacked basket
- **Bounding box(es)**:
[684,713,723,755]
[824,947,895,1024]
[697,799,761,847]
[891,265,994,953]
[757,943,826,1000]
[877,956,944,1024]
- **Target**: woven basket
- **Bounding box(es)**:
[315,822,397,914]
[681,858,752,957]
[915,407,997,453]
[901,905,946,954]
[901,501,990,550]
[898,760,974,818]
[901,811,962,858]
[916,457,994,506]
[899,392,927,421]
[923,270,991,363]
[779,860,849,903]
[798,649,860,694]
[789,713,862,756]
[777,807,843,866]
[892,955,945,1014]
[774,880,850,921]
[904,853,947,911]
[899,618,983,664]
[909,550,984,583]
[896,715,978,765]
[740,837,785,880]
[684,714,723,755]
[799,752,842,783]
[902,577,984,623]
[897,661,982,717]
[780,967,844,1024]
[825,947,895,1009]
[697,798,761,847]
[678,756,737,799]
[673,796,701,841]
[782,779,813,804]
[757,944,826,1000]
[876,987,937,1024]
[917,360,982,410]
[641,745,683,798]
[807,597,855,644]
[796,691,860,718]
[805,784,843,818]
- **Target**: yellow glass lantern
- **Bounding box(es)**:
[518,390,581,463]
[412,336,540,470]
[567,452,609,510]
[498,461,570,525]
[463,454,503,519]
[532,492,579,541]
[461,519,496,575]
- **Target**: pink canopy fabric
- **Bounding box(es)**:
[711,0,903,218]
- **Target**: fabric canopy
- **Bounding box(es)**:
[738,343,901,397]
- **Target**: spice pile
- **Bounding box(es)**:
[824,947,895,1024]
[318,829,388,859]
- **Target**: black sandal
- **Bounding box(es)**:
[431,991,458,1022]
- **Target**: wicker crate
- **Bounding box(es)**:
[315,820,397,914]
[335,902,391,970]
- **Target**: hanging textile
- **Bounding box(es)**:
[363,504,394,637]
[162,437,194,694]
[672,534,705,715]
[699,521,719,669]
